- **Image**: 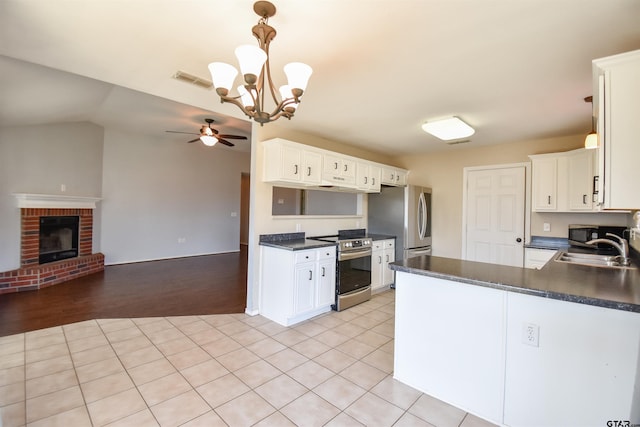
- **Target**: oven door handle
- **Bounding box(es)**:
[338,248,372,261]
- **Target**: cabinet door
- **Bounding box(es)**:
[356,162,371,190]
[381,167,398,185]
[316,259,335,307]
[597,53,640,209]
[568,150,594,210]
[294,263,315,315]
[280,145,302,182]
[383,240,396,287]
[371,248,384,291]
[369,164,382,192]
[531,158,557,211]
[302,150,322,184]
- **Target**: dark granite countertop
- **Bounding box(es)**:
[525,236,570,250]
[390,255,640,313]
[259,232,336,251]
[367,234,396,241]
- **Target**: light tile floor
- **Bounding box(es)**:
[0,290,497,427]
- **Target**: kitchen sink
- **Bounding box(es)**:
[553,251,636,270]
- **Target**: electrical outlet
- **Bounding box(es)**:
[522,323,539,347]
[543,223,551,232]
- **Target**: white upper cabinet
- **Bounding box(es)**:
[263,139,322,186]
[530,156,558,211]
[262,138,407,192]
[530,148,597,212]
[356,162,382,193]
[567,149,595,210]
[381,167,408,186]
[323,153,356,186]
[593,49,640,209]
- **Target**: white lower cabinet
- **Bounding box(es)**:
[261,245,336,326]
[394,272,640,427]
[524,247,557,269]
[372,239,395,292]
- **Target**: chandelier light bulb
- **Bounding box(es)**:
[279,85,298,110]
[208,62,238,96]
[284,62,312,93]
[238,85,255,108]
[235,45,267,84]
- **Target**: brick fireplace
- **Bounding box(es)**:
[0,194,105,294]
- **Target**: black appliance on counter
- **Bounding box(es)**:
[309,229,372,311]
[568,225,627,249]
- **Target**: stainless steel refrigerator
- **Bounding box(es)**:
[368,185,432,260]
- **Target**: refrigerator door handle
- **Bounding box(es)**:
[418,192,427,240]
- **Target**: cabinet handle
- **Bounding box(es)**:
[307,166,311,177]
[321,267,325,277]
[378,256,382,264]
[547,195,551,204]
[334,162,338,170]
[364,176,368,184]
[372,177,375,185]
[344,164,348,172]
[294,164,299,175]
[309,270,313,280]
[391,173,395,180]
[386,254,389,262]
[396,175,399,182]
[583,194,587,205]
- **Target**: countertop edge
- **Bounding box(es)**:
[390,257,640,314]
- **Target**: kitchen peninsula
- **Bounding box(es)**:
[389,255,640,427]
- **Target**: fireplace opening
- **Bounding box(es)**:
[39,216,80,264]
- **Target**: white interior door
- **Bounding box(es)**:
[465,166,525,267]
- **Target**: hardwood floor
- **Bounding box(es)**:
[0,248,248,337]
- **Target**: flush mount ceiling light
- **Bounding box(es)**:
[208,1,312,125]
[584,96,598,149]
[421,117,475,141]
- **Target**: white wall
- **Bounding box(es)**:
[397,134,628,259]
[0,122,104,271]
[0,122,250,271]
[100,128,250,264]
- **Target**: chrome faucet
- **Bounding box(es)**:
[586,233,631,266]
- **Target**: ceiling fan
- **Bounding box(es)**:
[165,118,247,147]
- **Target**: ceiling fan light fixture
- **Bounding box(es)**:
[200,135,218,146]
[422,117,475,141]
[207,1,311,125]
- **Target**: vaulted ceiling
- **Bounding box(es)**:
[1,0,639,155]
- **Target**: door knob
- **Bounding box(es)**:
[516,238,522,243]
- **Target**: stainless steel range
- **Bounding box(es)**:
[309,230,372,311]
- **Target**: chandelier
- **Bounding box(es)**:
[208,1,312,125]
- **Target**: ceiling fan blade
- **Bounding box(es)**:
[166,130,199,135]
[187,138,200,143]
[217,134,247,140]
[217,139,235,147]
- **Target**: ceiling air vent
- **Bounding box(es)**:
[446,139,471,145]
[173,70,213,89]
